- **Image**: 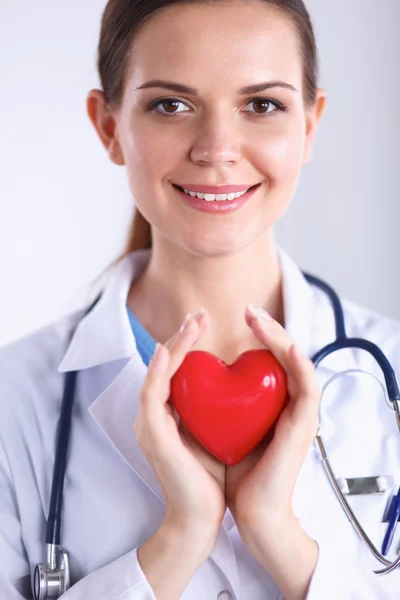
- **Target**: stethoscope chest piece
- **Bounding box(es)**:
[34,544,70,600]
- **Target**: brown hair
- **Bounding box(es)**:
[97,0,319,264]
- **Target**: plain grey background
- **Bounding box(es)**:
[1,0,399,347]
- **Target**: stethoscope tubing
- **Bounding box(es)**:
[46,294,102,547]
[303,272,400,403]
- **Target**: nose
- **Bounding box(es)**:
[190,111,242,166]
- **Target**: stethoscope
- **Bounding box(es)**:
[33,273,400,599]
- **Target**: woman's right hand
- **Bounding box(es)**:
[134,309,226,548]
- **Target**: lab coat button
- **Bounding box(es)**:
[217,591,233,600]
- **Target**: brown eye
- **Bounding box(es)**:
[243,97,288,117]
[148,98,190,115]
[253,99,272,113]
[160,100,180,113]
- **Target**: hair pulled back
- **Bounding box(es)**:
[97,0,319,259]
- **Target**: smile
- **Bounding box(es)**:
[172,182,262,214]
[173,184,260,202]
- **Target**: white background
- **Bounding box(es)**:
[1,0,399,347]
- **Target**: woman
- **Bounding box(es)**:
[1,0,400,598]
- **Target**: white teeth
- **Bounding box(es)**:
[182,188,250,201]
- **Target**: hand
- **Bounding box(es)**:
[225,305,321,540]
[134,309,226,547]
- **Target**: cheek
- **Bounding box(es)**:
[248,124,306,225]
[125,132,168,181]
[124,110,188,172]
[253,125,305,185]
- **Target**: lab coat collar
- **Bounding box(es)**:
[58,249,151,373]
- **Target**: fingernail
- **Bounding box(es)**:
[151,342,162,363]
[257,308,273,322]
[248,304,273,322]
[292,343,302,362]
[179,312,193,333]
[194,307,206,321]
[247,303,258,317]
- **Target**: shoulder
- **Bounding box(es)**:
[341,296,400,379]
[309,277,400,378]
[342,297,400,351]
[0,308,85,423]
[0,308,85,375]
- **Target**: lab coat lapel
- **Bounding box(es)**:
[58,248,168,504]
[88,356,167,504]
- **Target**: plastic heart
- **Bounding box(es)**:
[170,349,288,465]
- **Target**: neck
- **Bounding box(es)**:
[127,230,285,363]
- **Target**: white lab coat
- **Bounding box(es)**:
[1,246,400,600]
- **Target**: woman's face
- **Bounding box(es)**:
[111,1,326,257]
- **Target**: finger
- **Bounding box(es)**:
[168,401,181,427]
[165,308,208,351]
[245,304,294,373]
[165,309,210,378]
[288,344,321,421]
[289,344,320,398]
[141,342,171,411]
[246,305,319,401]
[164,312,193,351]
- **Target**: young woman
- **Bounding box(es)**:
[1,1,400,599]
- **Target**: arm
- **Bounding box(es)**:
[138,519,215,600]
[240,511,399,600]
[240,513,318,600]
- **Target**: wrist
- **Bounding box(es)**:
[239,514,319,600]
[236,505,293,547]
[242,510,300,554]
[138,520,214,599]
[163,513,221,558]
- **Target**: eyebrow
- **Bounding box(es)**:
[134,79,298,95]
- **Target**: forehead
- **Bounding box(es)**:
[126,2,302,90]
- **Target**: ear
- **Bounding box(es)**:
[302,88,327,164]
[86,89,125,166]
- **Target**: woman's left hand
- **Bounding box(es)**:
[225,304,321,542]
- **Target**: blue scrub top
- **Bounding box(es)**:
[126,306,157,367]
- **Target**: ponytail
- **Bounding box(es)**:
[90,207,152,292]
[123,207,152,254]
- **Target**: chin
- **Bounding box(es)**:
[178,232,256,259]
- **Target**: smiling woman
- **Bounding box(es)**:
[1,1,400,600]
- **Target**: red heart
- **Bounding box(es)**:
[170,349,288,465]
